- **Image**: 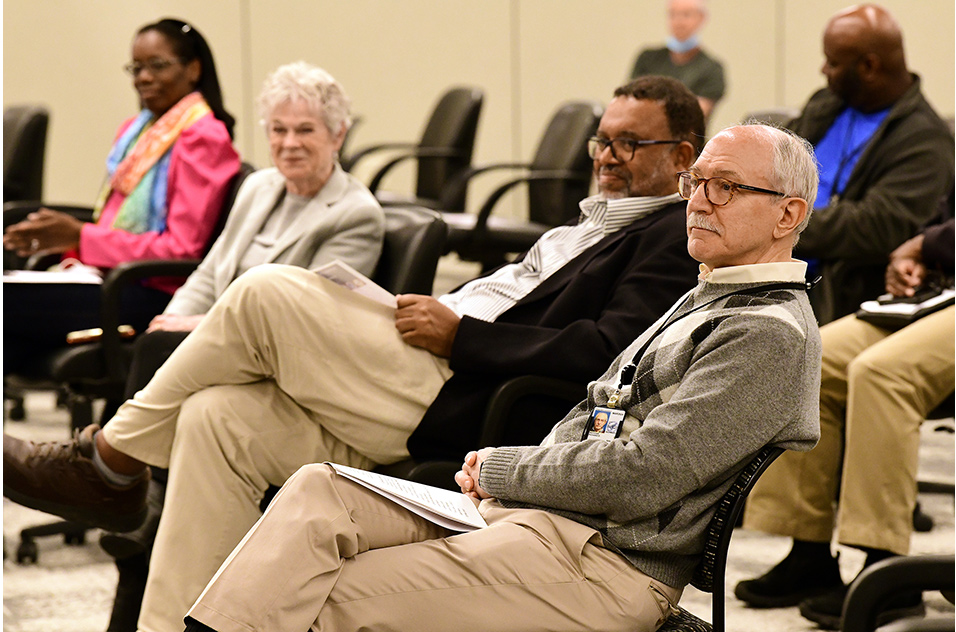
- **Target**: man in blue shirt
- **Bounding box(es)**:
[785,3,952,325]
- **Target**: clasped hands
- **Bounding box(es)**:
[3,209,84,256]
[454,447,496,500]
[885,233,926,297]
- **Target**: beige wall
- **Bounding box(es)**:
[4,0,954,213]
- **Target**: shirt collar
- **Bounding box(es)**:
[580,192,684,234]
[697,260,808,283]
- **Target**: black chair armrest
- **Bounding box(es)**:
[4,203,96,270]
[468,170,590,240]
[479,375,585,446]
[367,147,471,194]
[841,555,955,632]
[436,162,532,211]
[96,259,201,381]
[3,201,95,226]
[340,142,417,172]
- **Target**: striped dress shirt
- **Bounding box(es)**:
[440,192,684,322]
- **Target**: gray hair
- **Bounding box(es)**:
[258,61,352,134]
[769,126,818,235]
[741,123,819,237]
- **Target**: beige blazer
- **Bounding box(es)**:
[164,164,385,315]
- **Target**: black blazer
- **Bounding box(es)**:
[408,200,700,460]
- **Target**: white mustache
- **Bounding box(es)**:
[687,214,722,235]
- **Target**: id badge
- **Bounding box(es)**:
[581,406,626,441]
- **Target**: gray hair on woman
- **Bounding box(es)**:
[258,61,352,134]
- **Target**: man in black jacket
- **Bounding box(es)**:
[786,3,953,324]
[4,76,704,632]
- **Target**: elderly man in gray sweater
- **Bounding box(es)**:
[183,124,823,632]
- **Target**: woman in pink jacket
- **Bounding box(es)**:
[3,18,240,374]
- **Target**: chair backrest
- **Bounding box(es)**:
[207,161,257,255]
[415,87,484,210]
[373,206,448,295]
[689,446,784,631]
[4,105,50,203]
[527,101,604,227]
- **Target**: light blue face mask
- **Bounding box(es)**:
[666,33,700,53]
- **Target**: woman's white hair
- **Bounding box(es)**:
[258,61,351,134]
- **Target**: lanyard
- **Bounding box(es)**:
[614,281,811,391]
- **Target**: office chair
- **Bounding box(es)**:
[343,86,484,212]
[439,100,603,270]
[4,104,49,203]
[656,447,785,632]
[841,555,955,632]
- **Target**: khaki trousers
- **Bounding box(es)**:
[745,307,955,554]
[188,464,682,632]
[101,265,453,632]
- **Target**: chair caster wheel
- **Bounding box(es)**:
[16,539,38,565]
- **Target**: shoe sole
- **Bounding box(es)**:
[735,582,840,608]
[3,484,147,533]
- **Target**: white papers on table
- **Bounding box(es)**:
[3,267,103,285]
[314,260,396,307]
[329,463,487,532]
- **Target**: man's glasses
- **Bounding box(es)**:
[587,136,681,161]
[677,171,786,207]
[124,58,182,77]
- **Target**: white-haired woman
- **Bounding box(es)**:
[96,61,385,632]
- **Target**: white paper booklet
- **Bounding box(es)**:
[314,260,396,307]
[3,264,103,285]
[329,463,487,532]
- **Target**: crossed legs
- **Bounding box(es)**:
[188,464,681,632]
[99,264,453,631]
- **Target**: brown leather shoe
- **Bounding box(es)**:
[3,425,149,533]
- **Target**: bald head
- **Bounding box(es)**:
[821,4,912,110]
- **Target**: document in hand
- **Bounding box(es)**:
[329,463,487,532]
[314,260,396,307]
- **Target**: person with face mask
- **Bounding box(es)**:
[630,0,726,119]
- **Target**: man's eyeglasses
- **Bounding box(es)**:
[677,171,786,207]
[124,58,182,77]
[587,136,681,161]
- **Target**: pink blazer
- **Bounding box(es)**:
[78,113,240,293]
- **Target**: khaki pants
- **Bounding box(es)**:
[101,265,453,632]
[745,307,955,554]
[188,464,682,632]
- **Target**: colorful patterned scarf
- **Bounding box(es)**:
[93,91,212,233]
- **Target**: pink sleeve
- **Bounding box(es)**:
[78,114,240,267]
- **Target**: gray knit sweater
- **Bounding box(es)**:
[479,262,822,588]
